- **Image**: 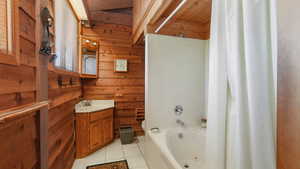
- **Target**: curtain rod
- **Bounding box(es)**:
[155,0,187,33]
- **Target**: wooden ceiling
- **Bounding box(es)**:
[83,0,133,26]
[154,0,212,40]
[82,0,212,42]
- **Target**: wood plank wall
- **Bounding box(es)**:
[81,24,145,136]
[1,0,82,168]
[0,110,40,169]
[48,70,81,169]
[0,0,37,112]
[0,0,40,168]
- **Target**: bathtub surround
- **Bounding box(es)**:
[145,34,209,169]
[145,34,208,130]
[206,1,277,169]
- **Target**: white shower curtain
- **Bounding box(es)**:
[206,0,277,169]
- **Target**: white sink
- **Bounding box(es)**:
[75,100,114,113]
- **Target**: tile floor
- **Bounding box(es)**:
[72,136,148,169]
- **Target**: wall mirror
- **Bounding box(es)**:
[80,38,98,77]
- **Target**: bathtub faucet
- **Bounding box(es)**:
[176,119,185,127]
[174,105,183,116]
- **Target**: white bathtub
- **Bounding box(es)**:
[145,127,206,169]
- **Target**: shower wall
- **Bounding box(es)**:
[145,34,209,131]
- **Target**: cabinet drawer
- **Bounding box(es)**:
[90,108,113,122]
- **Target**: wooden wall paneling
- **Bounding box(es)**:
[20,37,36,66]
[99,46,144,55]
[97,79,145,86]
[0,0,69,168]
[20,0,36,18]
[82,23,132,33]
[99,54,144,63]
[82,25,132,41]
[0,111,39,169]
[48,72,81,169]
[81,24,145,136]
[0,3,40,169]
[83,86,144,94]
[91,11,132,26]
[86,0,132,11]
[19,8,36,44]
[0,0,38,112]
[48,99,77,131]
[0,91,36,111]
[12,0,38,108]
[0,64,36,95]
[13,0,21,65]
[48,117,74,168]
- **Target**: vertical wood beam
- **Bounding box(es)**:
[36,0,49,168]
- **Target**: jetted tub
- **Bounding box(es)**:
[146,127,206,169]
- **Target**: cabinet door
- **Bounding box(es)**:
[75,114,90,158]
[103,117,114,144]
[89,120,104,150]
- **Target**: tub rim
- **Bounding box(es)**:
[147,127,205,169]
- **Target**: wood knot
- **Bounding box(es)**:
[57,76,63,86]
[69,78,73,85]
[15,93,22,103]
[19,124,25,131]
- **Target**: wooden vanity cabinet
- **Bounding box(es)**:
[75,108,114,158]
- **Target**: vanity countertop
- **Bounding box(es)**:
[75,100,114,113]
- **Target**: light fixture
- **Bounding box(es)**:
[85,40,90,43]
[69,0,88,20]
[92,42,97,46]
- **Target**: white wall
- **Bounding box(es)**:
[145,34,209,131]
[203,41,210,116]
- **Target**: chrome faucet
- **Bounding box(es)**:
[82,100,91,106]
[176,119,185,127]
